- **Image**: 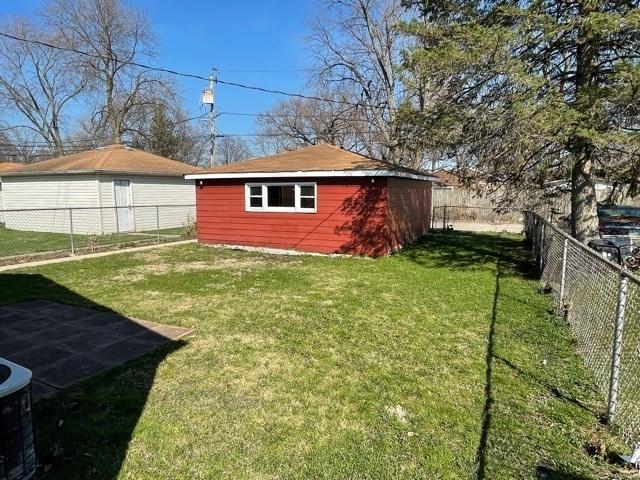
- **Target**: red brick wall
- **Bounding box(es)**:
[386,178,432,249]
[195,177,391,256]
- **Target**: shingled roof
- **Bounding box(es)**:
[0,144,199,177]
[186,144,433,180]
[0,162,22,172]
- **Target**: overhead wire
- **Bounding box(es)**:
[0,31,359,106]
[0,113,209,151]
[217,111,369,121]
[0,33,379,156]
[0,33,401,158]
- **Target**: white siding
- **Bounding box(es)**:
[131,176,195,206]
[1,173,195,234]
[97,175,195,232]
[0,179,5,223]
[130,176,195,231]
[2,174,99,209]
[98,175,115,208]
[2,175,101,234]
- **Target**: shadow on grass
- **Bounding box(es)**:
[494,354,597,416]
[0,273,184,480]
[399,230,537,279]
[468,238,602,480]
[35,341,184,480]
[535,464,592,479]
[474,246,501,480]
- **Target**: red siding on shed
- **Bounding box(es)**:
[386,177,432,250]
[195,177,391,256]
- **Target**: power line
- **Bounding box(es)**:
[217,111,369,121]
[211,130,387,138]
[0,110,373,149]
[0,32,209,81]
[0,128,388,149]
[0,113,209,149]
[174,113,209,125]
[215,68,313,73]
[216,79,358,106]
[0,151,86,158]
[0,31,358,107]
[0,137,395,158]
[0,140,94,146]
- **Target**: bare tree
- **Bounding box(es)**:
[0,129,44,163]
[309,0,407,163]
[0,17,85,156]
[254,92,366,155]
[216,136,253,165]
[44,0,170,144]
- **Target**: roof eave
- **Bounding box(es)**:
[1,169,194,177]
[185,169,435,181]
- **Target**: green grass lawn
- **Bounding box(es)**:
[0,231,628,479]
[0,224,188,258]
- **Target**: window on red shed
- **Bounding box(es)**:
[267,185,295,207]
[245,183,316,213]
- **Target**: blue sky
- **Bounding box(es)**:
[0,0,315,138]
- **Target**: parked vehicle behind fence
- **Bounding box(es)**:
[589,204,640,269]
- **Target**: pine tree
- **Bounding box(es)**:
[147,105,180,160]
[400,0,640,241]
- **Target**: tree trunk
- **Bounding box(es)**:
[571,0,600,241]
[571,152,599,241]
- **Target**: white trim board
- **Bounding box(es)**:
[186,170,436,181]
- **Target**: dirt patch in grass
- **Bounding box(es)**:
[112,258,269,282]
[385,404,410,424]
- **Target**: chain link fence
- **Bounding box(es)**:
[432,205,523,233]
[525,211,640,458]
[0,204,196,266]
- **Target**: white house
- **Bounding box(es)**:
[0,162,25,223]
[0,144,198,234]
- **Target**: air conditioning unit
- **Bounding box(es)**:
[0,358,36,480]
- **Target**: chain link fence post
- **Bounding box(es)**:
[156,206,161,243]
[523,210,640,457]
[431,205,435,230]
[68,208,75,255]
[539,221,546,270]
[608,271,629,424]
[559,238,568,312]
[442,205,447,230]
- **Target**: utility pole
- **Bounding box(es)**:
[201,68,217,167]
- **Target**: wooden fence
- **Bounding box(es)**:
[433,186,640,218]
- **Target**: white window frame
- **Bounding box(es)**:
[245,182,317,213]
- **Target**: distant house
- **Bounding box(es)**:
[429,169,506,210]
[545,178,619,199]
[186,144,435,257]
[432,170,463,191]
[0,144,198,234]
[0,162,23,223]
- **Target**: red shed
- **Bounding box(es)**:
[186,145,434,257]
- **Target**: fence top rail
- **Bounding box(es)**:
[434,205,521,211]
[525,210,640,285]
[0,204,196,213]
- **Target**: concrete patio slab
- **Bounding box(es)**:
[0,300,193,400]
